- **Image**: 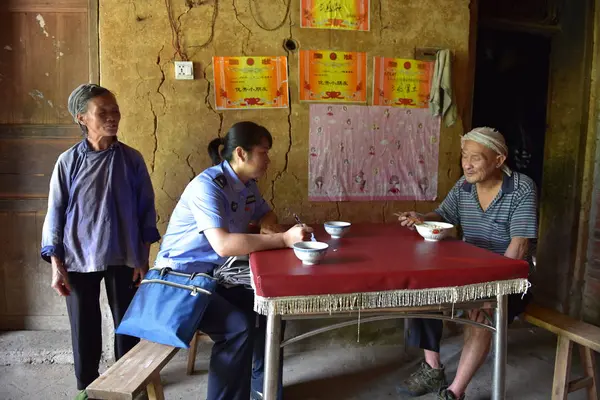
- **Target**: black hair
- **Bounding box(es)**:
[207,121,273,166]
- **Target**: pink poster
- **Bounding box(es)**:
[309,105,440,201]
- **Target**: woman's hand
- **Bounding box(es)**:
[282,224,314,247]
[51,257,71,296]
[132,264,149,287]
[260,223,285,235]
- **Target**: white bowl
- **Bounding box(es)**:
[324,221,352,238]
[414,221,454,242]
[293,241,329,265]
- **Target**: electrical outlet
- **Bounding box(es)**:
[174,61,194,80]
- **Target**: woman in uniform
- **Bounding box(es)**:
[155,121,311,400]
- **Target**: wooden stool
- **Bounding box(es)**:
[524,304,599,399]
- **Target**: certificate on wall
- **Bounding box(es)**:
[373,57,434,108]
[301,0,370,31]
[299,50,367,103]
[213,56,289,110]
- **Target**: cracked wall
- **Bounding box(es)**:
[99,0,472,347]
[101,0,471,241]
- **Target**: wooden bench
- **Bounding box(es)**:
[86,340,179,400]
[524,303,600,399]
[186,331,212,375]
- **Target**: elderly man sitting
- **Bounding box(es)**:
[396,127,538,400]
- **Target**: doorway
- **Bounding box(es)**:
[471,27,551,192]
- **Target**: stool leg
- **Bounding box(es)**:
[187,332,199,375]
[552,335,573,400]
[147,373,165,400]
[579,345,598,400]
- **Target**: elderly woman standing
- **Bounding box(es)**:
[41,84,161,395]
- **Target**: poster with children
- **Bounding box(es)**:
[308,104,440,201]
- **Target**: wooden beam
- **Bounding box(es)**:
[569,0,600,318]
[4,6,86,13]
[4,0,87,13]
[577,345,599,399]
[536,0,594,314]
[88,0,99,84]
[0,125,81,139]
[567,376,594,393]
[463,0,479,132]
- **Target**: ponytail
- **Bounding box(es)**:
[207,137,224,165]
[207,122,272,166]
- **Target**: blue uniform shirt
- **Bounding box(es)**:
[156,160,272,273]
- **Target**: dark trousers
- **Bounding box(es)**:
[252,315,285,399]
[406,293,532,353]
[65,265,139,390]
[199,285,284,400]
[406,318,444,352]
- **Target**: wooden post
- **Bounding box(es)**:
[552,335,574,400]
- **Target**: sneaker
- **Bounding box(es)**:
[438,388,465,400]
[74,390,88,400]
[397,360,448,396]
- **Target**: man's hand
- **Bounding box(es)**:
[396,211,424,228]
[282,224,314,247]
[468,302,494,325]
[51,257,71,296]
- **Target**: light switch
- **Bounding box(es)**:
[174,61,194,80]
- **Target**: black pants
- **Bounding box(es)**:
[406,292,532,353]
[65,265,139,390]
[198,285,285,400]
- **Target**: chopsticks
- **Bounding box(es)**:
[293,213,316,241]
[393,212,425,226]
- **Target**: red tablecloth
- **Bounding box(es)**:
[250,223,529,298]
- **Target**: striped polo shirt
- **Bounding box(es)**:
[435,172,538,262]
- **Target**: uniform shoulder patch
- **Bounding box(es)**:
[212,174,227,189]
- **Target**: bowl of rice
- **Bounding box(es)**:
[414,221,454,242]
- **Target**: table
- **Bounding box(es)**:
[250,223,530,400]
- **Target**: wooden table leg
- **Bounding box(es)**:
[552,335,573,400]
[147,373,165,400]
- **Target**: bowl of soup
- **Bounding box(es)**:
[323,221,351,239]
[414,221,454,242]
[293,241,329,265]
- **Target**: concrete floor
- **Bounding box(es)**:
[0,325,593,400]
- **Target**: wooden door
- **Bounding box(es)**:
[0,0,97,329]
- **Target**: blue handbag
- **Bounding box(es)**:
[116,267,218,348]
